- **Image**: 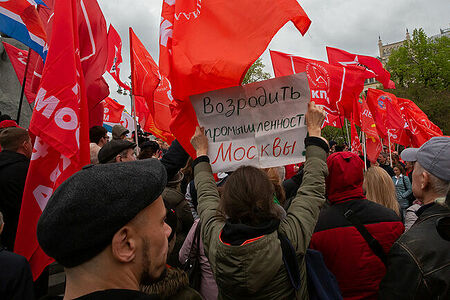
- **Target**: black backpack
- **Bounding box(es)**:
[278,232,342,300]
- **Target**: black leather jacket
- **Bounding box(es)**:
[379,201,450,299]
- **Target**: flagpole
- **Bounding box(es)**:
[128,27,139,156]
[388,130,393,167]
[345,119,351,147]
[130,94,139,156]
[16,49,32,124]
[362,132,367,171]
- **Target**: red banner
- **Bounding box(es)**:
[326,46,395,89]
[103,97,124,123]
[2,42,35,103]
[15,0,91,280]
[130,28,174,142]
[366,88,410,146]
[360,96,381,163]
[159,0,311,157]
[106,24,130,90]
[270,50,366,119]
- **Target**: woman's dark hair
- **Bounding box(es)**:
[138,141,160,159]
[220,165,281,226]
[394,164,406,175]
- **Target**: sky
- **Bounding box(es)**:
[97,0,450,110]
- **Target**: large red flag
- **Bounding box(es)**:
[397,98,443,147]
[14,0,91,280]
[103,97,124,123]
[366,88,410,146]
[106,24,130,90]
[159,0,312,157]
[270,50,366,118]
[2,42,36,103]
[129,28,174,142]
[326,46,395,89]
[360,97,382,163]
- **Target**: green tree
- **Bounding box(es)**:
[242,58,271,85]
[387,28,450,90]
[385,28,450,134]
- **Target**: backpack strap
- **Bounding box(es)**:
[343,209,388,266]
[278,232,301,291]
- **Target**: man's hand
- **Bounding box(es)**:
[191,126,209,157]
[306,101,326,138]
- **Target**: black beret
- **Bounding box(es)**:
[37,159,167,268]
[98,139,136,164]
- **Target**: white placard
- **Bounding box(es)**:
[191,73,310,172]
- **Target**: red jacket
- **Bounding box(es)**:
[310,152,404,300]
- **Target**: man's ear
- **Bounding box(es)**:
[421,171,430,190]
[115,155,122,163]
[111,226,137,263]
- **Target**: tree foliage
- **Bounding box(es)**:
[242,58,271,85]
[385,28,449,135]
[387,28,449,90]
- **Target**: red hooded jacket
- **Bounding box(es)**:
[310,152,404,300]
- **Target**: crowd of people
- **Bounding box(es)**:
[0,104,449,299]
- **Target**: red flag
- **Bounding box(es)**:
[14,0,91,280]
[22,3,53,104]
[397,98,443,147]
[322,112,345,129]
[159,0,312,157]
[77,0,109,125]
[130,28,174,139]
[360,97,382,163]
[270,50,366,118]
[106,24,130,90]
[103,97,124,123]
[350,118,362,155]
[326,47,395,89]
[366,89,409,146]
[2,42,36,104]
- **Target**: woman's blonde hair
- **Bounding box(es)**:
[363,166,400,216]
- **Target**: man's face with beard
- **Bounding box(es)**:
[133,197,172,285]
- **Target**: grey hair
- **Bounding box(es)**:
[416,163,450,196]
[0,211,3,225]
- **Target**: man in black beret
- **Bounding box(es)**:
[37,159,171,299]
[98,139,137,164]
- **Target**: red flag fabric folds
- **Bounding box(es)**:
[2,42,36,103]
[366,89,410,146]
[130,28,174,141]
[103,97,124,123]
[326,46,395,89]
[15,0,91,280]
[106,24,130,90]
[159,0,312,157]
[270,50,366,118]
[360,97,382,163]
[397,98,443,147]
[350,119,362,155]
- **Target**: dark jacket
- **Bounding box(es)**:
[40,289,161,300]
[379,201,450,299]
[194,137,329,299]
[310,152,404,300]
[141,267,202,300]
[0,247,34,300]
[162,187,194,267]
[0,150,30,250]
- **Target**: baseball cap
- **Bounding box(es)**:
[400,136,450,181]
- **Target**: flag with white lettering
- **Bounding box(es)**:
[14,0,90,280]
[106,24,130,90]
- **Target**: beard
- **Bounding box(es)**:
[139,238,167,286]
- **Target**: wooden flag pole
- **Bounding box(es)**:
[388,130,393,167]
[362,132,367,171]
